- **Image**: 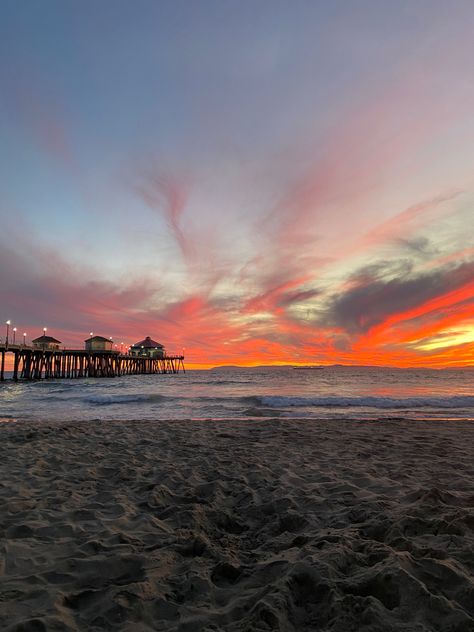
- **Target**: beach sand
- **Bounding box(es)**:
[1,418,473,632]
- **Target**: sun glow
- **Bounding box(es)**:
[414,326,474,352]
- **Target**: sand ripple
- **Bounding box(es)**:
[1,419,473,631]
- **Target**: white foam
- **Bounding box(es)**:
[259,395,474,409]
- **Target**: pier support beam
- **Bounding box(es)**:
[13,351,19,382]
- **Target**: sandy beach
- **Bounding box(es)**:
[1,418,473,632]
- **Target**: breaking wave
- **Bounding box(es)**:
[258,395,474,409]
[85,393,167,405]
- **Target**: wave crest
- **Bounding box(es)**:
[258,395,474,409]
[86,394,166,406]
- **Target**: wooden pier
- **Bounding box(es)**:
[0,345,185,381]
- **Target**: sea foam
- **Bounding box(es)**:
[258,395,474,409]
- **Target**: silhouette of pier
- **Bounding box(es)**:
[0,345,185,381]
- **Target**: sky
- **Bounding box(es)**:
[1,0,473,368]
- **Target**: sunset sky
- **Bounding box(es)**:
[1,0,473,367]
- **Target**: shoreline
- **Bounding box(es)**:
[2,415,474,426]
[1,418,473,631]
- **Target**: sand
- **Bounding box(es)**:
[0,418,473,632]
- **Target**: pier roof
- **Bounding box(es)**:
[85,335,111,342]
[32,334,62,343]
[132,336,164,349]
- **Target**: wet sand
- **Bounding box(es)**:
[1,418,473,631]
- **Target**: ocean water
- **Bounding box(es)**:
[0,365,473,423]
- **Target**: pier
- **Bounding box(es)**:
[0,345,185,381]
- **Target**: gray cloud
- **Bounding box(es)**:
[323,259,474,334]
[277,288,320,308]
[394,236,439,257]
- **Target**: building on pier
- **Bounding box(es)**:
[32,334,62,351]
[130,336,165,358]
[85,335,114,352]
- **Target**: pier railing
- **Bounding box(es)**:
[0,345,185,381]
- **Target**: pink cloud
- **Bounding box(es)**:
[358,190,464,250]
[2,69,76,171]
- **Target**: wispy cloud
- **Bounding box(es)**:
[136,170,192,261]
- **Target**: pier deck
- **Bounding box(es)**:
[0,345,185,381]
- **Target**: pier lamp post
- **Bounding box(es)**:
[13,327,17,344]
[5,320,11,347]
[90,332,93,337]
[43,327,47,336]
[120,342,124,354]
[23,332,26,346]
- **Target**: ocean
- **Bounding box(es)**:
[0,365,473,423]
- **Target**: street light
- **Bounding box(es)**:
[5,320,11,346]
[23,332,26,346]
[13,327,17,344]
[90,332,93,337]
[43,327,47,336]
